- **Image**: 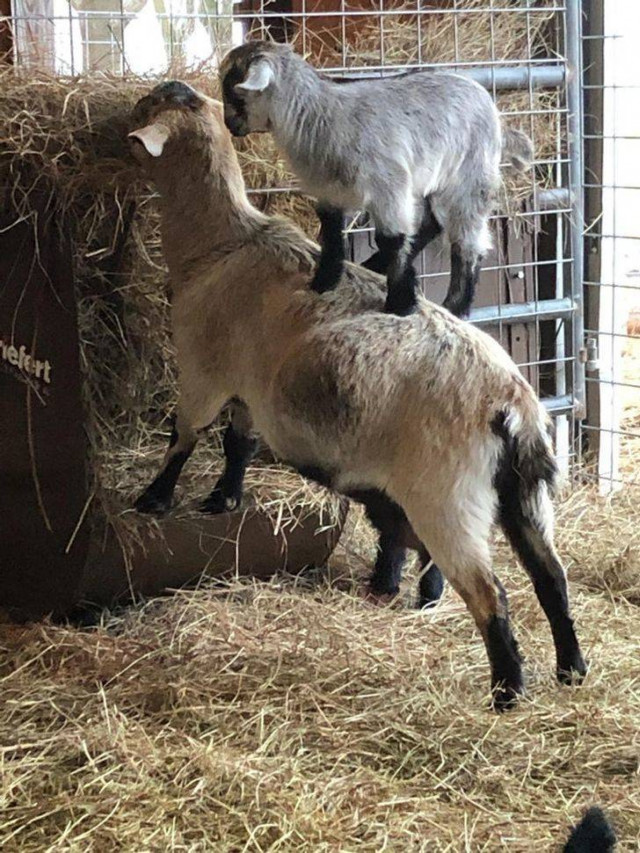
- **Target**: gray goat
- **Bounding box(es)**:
[220,40,532,317]
[128,81,586,711]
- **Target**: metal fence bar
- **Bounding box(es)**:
[328,64,566,90]
[470,297,575,327]
[542,395,575,415]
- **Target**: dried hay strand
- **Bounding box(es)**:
[1,481,639,850]
[620,332,640,479]
[340,0,556,68]
[553,485,640,607]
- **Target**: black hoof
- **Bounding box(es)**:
[557,657,588,686]
[418,564,445,609]
[491,683,524,713]
[384,294,418,317]
[310,263,342,295]
[368,580,400,599]
[134,490,172,515]
[199,489,240,514]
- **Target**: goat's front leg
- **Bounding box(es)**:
[135,410,199,515]
[200,400,258,514]
[361,230,399,275]
[310,203,345,294]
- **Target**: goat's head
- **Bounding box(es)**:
[128,81,235,177]
[219,41,290,137]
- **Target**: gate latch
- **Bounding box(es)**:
[584,337,599,373]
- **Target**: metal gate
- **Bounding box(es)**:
[4,0,628,487]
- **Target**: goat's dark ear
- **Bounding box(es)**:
[234,58,274,93]
[128,122,170,157]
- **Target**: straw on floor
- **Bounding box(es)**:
[4,4,636,846]
[1,480,639,850]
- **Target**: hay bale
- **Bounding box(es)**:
[0,69,341,570]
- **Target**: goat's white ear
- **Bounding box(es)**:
[234,59,274,93]
[128,123,170,157]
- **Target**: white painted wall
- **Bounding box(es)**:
[597,0,640,489]
[17,0,239,73]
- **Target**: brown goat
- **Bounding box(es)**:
[128,81,586,710]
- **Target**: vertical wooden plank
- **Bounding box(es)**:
[0,0,13,63]
[583,0,605,463]
[506,218,536,389]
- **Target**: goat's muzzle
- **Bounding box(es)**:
[224,114,248,137]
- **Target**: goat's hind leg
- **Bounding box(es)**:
[310,203,345,294]
[348,489,406,600]
[370,537,444,609]
[402,496,524,710]
[200,400,257,514]
[453,562,523,710]
[354,488,445,607]
[363,199,442,277]
[418,547,445,609]
[500,496,587,685]
[380,234,419,317]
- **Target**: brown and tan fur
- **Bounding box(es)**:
[129,82,587,710]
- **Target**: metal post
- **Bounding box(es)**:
[566,0,586,417]
[329,64,565,91]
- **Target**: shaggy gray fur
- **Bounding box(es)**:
[220,41,532,316]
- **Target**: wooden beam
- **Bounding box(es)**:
[583,0,605,461]
[0,0,13,64]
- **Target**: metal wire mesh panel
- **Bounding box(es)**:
[235,0,584,478]
[582,0,640,492]
[2,0,588,479]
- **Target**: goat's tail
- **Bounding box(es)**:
[501,127,534,172]
[563,806,617,852]
[491,394,558,541]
